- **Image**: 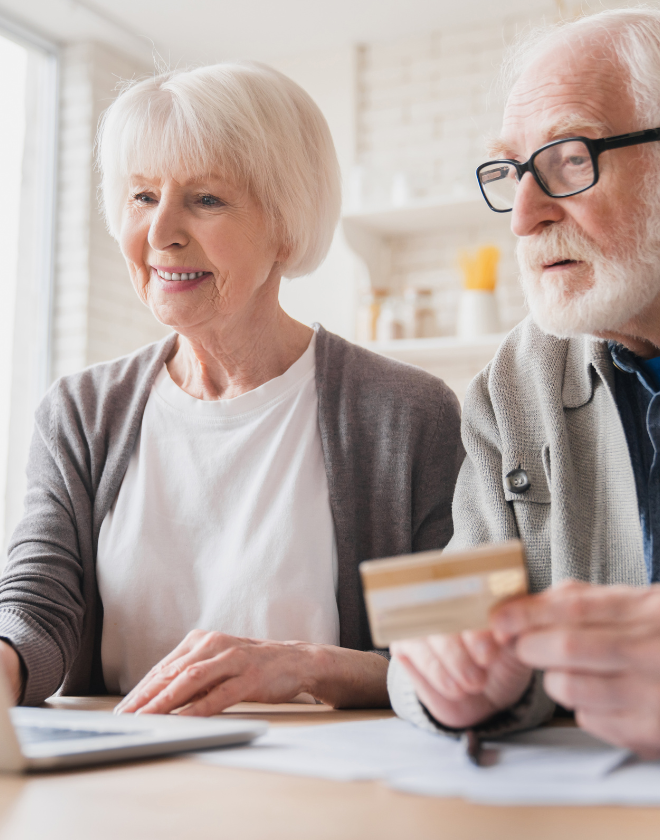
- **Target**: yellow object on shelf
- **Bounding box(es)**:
[459,245,500,292]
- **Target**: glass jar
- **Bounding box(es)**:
[356,288,388,342]
[403,288,438,339]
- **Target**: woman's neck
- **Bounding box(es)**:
[166,306,314,401]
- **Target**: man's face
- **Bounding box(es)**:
[498,34,660,338]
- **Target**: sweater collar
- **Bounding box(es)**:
[561,331,613,409]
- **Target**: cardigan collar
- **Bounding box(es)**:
[561,332,613,409]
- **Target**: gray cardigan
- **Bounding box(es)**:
[0,325,463,705]
[389,315,646,737]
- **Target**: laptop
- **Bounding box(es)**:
[0,670,267,772]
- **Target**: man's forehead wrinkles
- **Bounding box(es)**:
[501,73,629,156]
[507,76,621,115]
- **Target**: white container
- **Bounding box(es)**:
[456,290,501,338]
[376,298,405,341]
[403,288,438,339]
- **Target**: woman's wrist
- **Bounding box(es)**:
[0,640,25,704]
[299,642,390,709]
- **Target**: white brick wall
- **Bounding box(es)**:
[52,42,169,381]
[354,14,553,333]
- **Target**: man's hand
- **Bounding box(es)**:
[0,640,23,704]
[492,580,660,759]
[115,630,390,716]
[391,629,533,729]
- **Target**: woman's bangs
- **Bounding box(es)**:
[117,95,232,185]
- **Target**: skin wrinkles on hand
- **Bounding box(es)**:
[394,31,660,754]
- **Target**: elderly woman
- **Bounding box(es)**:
[0,62,463,715]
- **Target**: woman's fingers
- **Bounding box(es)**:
[117,651,201,713]
[121,636,312,716]
[116,634,203,712]
[179,675,252,716]
[116,631,246,714]
[136,648,243,715]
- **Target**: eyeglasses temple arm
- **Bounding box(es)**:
[599,127,660,152]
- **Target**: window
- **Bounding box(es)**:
[0,16,58,554]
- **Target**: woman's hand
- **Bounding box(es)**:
[115,630,390,716]
[0,640,24,704]
[391,629,532,729]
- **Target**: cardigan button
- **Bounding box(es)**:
[505,469,531,494]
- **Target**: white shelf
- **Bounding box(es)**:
[341,193,505,289]
[364,333,507,354]
[342,194,489,236]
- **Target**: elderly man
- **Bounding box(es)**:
[389,7,660,758]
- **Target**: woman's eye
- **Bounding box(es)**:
[199,194,223,207]
[132,192,155,204]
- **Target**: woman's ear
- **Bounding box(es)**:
[275,242,291,266]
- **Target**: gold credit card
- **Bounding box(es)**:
[360,540,528,647]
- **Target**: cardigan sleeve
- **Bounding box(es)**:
[0,387,88,705]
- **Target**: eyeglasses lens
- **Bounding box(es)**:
[534,140,595,197]
[479,140,597,210]
[478,162,518,211]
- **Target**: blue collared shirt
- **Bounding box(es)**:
[610,342,660,583]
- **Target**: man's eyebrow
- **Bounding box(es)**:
[485,137,512,159]
[484,115,611,160]
[540,114,610,140]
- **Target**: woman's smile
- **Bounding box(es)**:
[150,265,213,293]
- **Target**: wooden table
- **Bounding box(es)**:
[0,697,658,840]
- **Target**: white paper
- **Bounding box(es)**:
[195,718,463,781]
[389,760,660,806]
[193,717,659,806]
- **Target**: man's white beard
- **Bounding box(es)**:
[516,211,660,338]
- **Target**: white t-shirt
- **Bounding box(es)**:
[96,333,339,694]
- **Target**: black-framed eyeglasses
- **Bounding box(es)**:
[476,127,660,213]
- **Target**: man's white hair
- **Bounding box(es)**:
[97,62,342,279]
[502,7,660,339]
[501,6,660,129]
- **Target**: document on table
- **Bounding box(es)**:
[193,718,660,805]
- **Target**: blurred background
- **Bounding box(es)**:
[0,0,643,550]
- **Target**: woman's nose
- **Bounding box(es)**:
[147,200,190,251]
[511,171,563,237]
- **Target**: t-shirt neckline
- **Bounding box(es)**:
[153,331,316,418]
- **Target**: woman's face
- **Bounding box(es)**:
[119,172,285,334]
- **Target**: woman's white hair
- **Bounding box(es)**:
[501,6,660,128]
[97,61,342,278]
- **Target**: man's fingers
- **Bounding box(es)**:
[515,625,660,676]
[542,669,660,712]
[426,634,487,693]
[462,629,500,668]
[576,709,660,760]
[394,640,466,701]
[492,583,660,641]
[395,652,493,728]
